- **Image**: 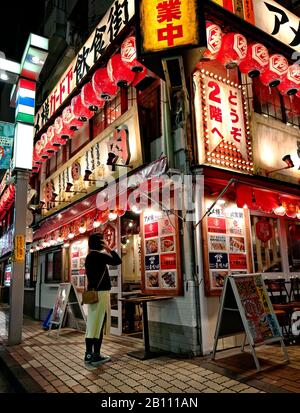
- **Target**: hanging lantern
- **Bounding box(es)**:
[47,125,66,148]
[71,94,94,121]
[239,43,269,78]
[45,127,61,153]
[37,134,50,161]
[216,32,247,69]
[33,145,42,165]
[260,54,288,87]
[203,22,223,60]
[107,54,136,87]
[92,67,119,100]
[121,36,145,73]
[54,116,74,140]
[62,106,84,134]
[81,82,106,111]
[277,64,300,96]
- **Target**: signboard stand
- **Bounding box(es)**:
[212,274,289,371]
[48,283,86,337]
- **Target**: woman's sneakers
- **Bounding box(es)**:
[84,352,93,364]
[90,353,111,366]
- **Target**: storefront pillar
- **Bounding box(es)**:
[8,170,30,345]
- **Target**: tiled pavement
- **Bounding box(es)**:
[0,305,299,394]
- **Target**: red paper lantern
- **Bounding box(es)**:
[216,32,247,69]
[92,67,119,100]
[33,145,42,165]
[36,134,49,160]
[260,54,288,87]
[81,82,106,111]
[277,64,300,95]
[255,219,273,242]
[47,125,66,148]
[107,54,136,87]
[62,106,84,134]
[71,94,94,121]
[121,36,145,72]
[239,43,269,78]
[45,128,60,154]
[54,116,74,140]
[203,22,223,60]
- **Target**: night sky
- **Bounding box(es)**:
[0,1,45,62]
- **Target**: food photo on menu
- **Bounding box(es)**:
[161,271,176,288]
[161,235,175,252]
[145,238,158,254]
[146,272,159,288]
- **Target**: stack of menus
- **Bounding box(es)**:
[204,199,249,295]
[141,210,182,296]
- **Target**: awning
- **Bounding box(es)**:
[236,184,300,218]
[33,156,168,241]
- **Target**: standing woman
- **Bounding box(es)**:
[84,233,121,366]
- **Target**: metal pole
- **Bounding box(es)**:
[8,169,30,345]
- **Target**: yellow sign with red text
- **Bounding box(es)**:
[139,0,200,53]
[14,234,25,263]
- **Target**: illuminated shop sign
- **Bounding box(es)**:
[137,0,203,54]
[34,0,135,133]
[194,71,253,173]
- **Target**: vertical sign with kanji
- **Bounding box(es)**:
[194,71,253,173]
[137,0,203,55]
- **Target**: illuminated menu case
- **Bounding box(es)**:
[203,199,252,296]
[141,210,183,296]
[70,238,88,289]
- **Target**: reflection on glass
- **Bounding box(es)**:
[251,216,282,273]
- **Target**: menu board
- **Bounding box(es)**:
[141,210,182,296]
[204,199,249,296]
[70,238,88,289]
[233,274,281,344]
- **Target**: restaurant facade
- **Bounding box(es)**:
[1,0,300,356]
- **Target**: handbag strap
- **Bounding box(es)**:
[85,250,107,291]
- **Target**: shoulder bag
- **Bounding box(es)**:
[82,268,106,305]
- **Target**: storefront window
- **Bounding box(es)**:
[286,221,300,272]
[45,249,62,283]
[250,216,282,273]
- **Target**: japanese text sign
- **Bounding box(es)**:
[194,71,252,173]
[34,0,134,134]
[14,234,25,263]
[137,0,202,54]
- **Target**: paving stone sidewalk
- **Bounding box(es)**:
[0,306,298,394]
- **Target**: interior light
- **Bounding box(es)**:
[0,72,9,81]
[68,232,75,239]
[63,242,70,248]
[93,220,101,228]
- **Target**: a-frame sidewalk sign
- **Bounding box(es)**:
[212,273,289,371]
[48,282,86,336]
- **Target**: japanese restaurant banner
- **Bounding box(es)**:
[141,210,182,295]
[203,198,249,296]
[137,0,204,55]
[0,122,14,170]
[194,71,252,174]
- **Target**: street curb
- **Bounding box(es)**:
[0,346,45,393]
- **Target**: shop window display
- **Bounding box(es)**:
[250,216,282,273]
[45,249,63,283]
[286,221,300,272]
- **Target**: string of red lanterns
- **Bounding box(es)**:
[32,36,148,171]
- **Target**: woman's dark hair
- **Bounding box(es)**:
[88,233,104,250]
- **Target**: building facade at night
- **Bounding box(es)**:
[1,0,300,356]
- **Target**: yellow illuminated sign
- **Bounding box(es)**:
[14,235,25,263]
[140,0,200,53]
